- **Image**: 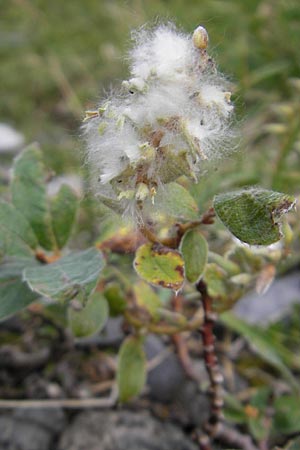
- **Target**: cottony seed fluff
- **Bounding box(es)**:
[83,23,235,217]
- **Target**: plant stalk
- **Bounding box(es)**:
[196,279,224,450]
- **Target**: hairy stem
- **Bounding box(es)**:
[196,279,224,449]
[196,280,260,450]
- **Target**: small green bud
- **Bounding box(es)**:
[135,182,150,201]
[192,25,209,50]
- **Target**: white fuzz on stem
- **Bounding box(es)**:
[83,23,235,218]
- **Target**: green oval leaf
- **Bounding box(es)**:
[0,201,38,258]
[117,335,146,403]
[11,144,56,250]
[68,291,109,338]
[134,243,185,291]
[0,278,38,321]
[23,248,105,301]
[133,280,162,319]
[0,259,39,320]
[214,188,295,245]
[180,229,208,283]
[50,184,79,249]
[154,182,199,220]
[203,263,244,312]
[203,263,229,300]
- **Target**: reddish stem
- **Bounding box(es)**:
[196,279,224,449]
[171,294,200,381]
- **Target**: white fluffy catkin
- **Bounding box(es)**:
[83,23,235,216]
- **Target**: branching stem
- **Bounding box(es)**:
[124,308,203,335]
[138,207,215,249]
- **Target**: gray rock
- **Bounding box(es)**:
[101,318,125,346]
[0,416,14,447]
[172,379,210,427]
[58,410,198,450]
[145,335,186,403]
[233,271,300,326]
[3,421,51,450]
[0,123,24,154]
[13,407,66,433]
[0,408,65,450]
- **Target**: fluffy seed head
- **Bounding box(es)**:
[83,23,235,218]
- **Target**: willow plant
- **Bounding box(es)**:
[0,22,296,450]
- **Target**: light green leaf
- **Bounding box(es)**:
[214,188,295,245]
[181,229,208,283]
[203,263,228,300]
[203,264,243,312]
[50,184,78,249]
[0,259,39,320]
[68,291,109,338]
[208,251,240,276]
[134,243,185,291]
[133,280,162,319]
[0,201,38,257]
[117,335,146,402]
[97,195,127,215]
[24,248,105,301]
[11,144,56,250]
[154,182,199,220]
[0,278,38,321]
[157,150,194,184]
[221,312,300,392]
[95,202,126,243]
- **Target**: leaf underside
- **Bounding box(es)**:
[214,188,294,245]
[24,248,105,301]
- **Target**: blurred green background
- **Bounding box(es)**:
[1,0,300,193]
